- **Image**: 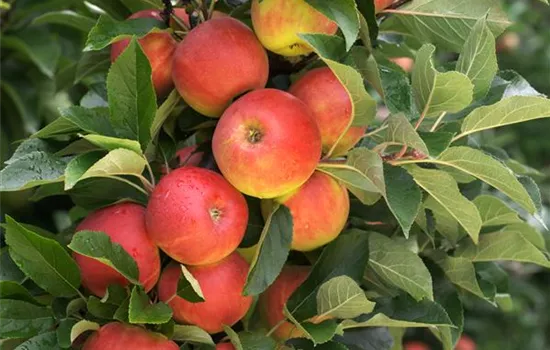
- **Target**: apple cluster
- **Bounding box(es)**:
[76,0,397,348]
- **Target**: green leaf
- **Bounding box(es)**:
[69,177,147,210]
[56,318,78,348]
[75,50,111,83]
[59,106,117,137]
[32,117,80,139]
[473,195,521,227]
[0,300,54,339]
[0,149,71,191]
[385,113,429,155]
[342,295,453,328]
[316,275,375,319]
[337,327,393,350]
[418,131,454,157]
[420,196,461,242]
[1,27,61,77]
[0,281,40,305]
[107,38,157,151]
[68,230,140,285]
[301,319,339,345]
[405,165,482,243]
[317,163,380,194]
[85,15,165,51]
[70,320,100,343]
[32,10,96,32]
[412,44,473,118]
[128,286,173,324]
[383,164,422,238]
[346,47,382,97]
[176,265,205,302]
[304,0,359,50]
[150,90,181,139]
[366,232,433,301]
[171,325,215,345]
[14,331,58,350]
[430,253,485,298]
[430,265,463,349]
[64,149,147,190]
[356,0,378,49]
[0,248,25,283]
[287,229,370,321]
[344,148,385,205]
[380,0,511,51]
[456,96,550,140]
[431,147,536,213]
[87,285,127,320]
[82,135,142,155]
[224,325,243,350]
[299,34,376,156]
[455,228,550,268]
[3,216,81,297]
[456,17,497,99]
[226,330,279,349]
[244,204,293,296]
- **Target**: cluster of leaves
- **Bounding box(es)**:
[1,0,550,349]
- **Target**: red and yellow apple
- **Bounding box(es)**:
[73,203,160,297]
[455,335,476,350]
[212,89,322,198]
[111,9,187,97]
[404,341,431,350]
[172,17,269,117]
[83,322,178,350]
[259,265,310,340]
[375,0,395,12]
[262,171,349,251]
[158,252,253,334]
[289,67,366,157]
[251,0,337,56]
[146,167,248,266]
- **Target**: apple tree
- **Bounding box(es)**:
[1,0,550,349]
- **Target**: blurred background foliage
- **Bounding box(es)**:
[1,0,549,349]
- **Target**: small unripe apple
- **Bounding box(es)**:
[83,322,178,350]
[262,171,349,251]
[251,0,337,56]
[404,341,431,350]
[212,89,322,199]
[455,335,476,350]
[259,265,310,340]
[172,17,269,117]
[146,167,248,266]
[289,67,366,157]
[73,203,160,297]
[111,9,187,97]
[158,252,253,334]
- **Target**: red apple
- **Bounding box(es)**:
[176,145,204,167]
[216,344,235,350]
[259,265,310,340]
[375,0,395,12]
[455,335,476,350]
[83,322,178,350]
[111,9,187,97]
[73,203,160,297]
[289,67,366,157]
[146,167,248,266]
[212,89,322,199]
[262,171,349,251]
[251,0,338,57]
[158,252,253,334]
[172,17,269,117]
[404,341,431,350]
[390,57,414,72]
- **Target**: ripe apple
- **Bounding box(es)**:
[289,67,366,157]
[73,203,160,297]
[146,167,248,266]
[262,171,349,251]
[111,9,187,97]
[83,322,178,350]
[157,252,253,334]
[404,341,431,350]
[455,335,476,350]
[390,57,414,72]
[251,0,338,56]
[212,89,322,198]
[259,265,310,340]
[375,0,395,12]
[176,145,204,167]
[216,344,235,350]
[172,17,269,117]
